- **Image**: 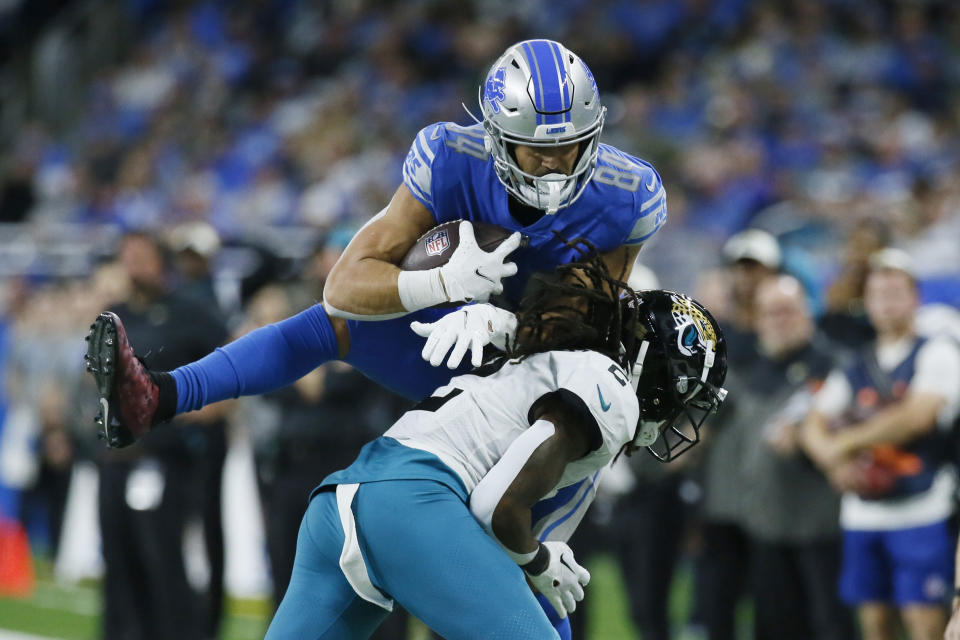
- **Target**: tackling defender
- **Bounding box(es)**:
[86,39,665,637]
[263,258,727,639]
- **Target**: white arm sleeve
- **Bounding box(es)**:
[911,337,960,400]
[911,337,960,426]
[469,420,556,538]
[813,368,853,419]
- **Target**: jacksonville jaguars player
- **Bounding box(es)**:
[263,259,727,639]
[86,39,665,638]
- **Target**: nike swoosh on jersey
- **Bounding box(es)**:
[597,385,611,412]
[645,177,656,192]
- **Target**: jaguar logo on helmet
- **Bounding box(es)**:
[670,294,716,357]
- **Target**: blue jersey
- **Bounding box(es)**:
[402,122,667,306]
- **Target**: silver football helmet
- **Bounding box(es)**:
[479,39,606,214]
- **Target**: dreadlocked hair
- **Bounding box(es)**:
[503,236,640,367]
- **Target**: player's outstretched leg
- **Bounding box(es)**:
[84,312,166,447]
[171,303,341,413]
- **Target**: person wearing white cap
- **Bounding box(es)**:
[720,229,782,361]
[168,222,224,313]
[722,229,782,272]
[801,248,960,640]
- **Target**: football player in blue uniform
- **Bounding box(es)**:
[87,39,667,638]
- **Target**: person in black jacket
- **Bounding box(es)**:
[98,232,229,640]
[738,275,854,640]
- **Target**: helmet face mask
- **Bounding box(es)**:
[622,291,728,462]
[479,39,606,214]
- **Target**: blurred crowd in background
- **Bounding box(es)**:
[2,0,960,639]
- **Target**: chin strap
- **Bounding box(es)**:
[698,340,728,404]
[628,340,649,392]
[619,340,658,456]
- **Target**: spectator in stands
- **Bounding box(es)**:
[801,249,960,640]
[696,228,781,640]
[168,221,224,314]
[719,229,781,365]
[739,275,853,640]
[167,222,231,639]
[818,219,889,350]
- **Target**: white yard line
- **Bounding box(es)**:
[0,631,60,640]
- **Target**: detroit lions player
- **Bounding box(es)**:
[323,38,666,390]
[87,40,666,638]
[94,38,666,439]
[263,258,727,639]
[95,37,667,410]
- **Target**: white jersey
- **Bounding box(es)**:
[385,350,640,495]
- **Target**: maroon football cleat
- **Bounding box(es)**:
[84,312,159,448]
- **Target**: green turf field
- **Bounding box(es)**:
[0,555,749,639]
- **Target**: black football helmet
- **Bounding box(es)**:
[620,290,728,462]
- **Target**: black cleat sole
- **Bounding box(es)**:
[84,313,133,448]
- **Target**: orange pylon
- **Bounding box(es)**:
[0,516,35,597]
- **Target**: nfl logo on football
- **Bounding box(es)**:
[425,230,450,257]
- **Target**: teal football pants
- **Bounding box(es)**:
[265,480,559,639]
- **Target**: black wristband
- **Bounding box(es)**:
[520,544,550,576]
[150,371,178,425]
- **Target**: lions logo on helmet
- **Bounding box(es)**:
[484,66,507,114]
[479,39,606,214]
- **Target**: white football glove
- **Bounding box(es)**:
[523,542,590,619]
[410,304,517,369]
[439,221,521,304]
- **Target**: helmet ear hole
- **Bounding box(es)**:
[635,349,670,420]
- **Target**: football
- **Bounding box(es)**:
[400,220,525,271]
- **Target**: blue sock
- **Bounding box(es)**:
[172,303,339,413]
